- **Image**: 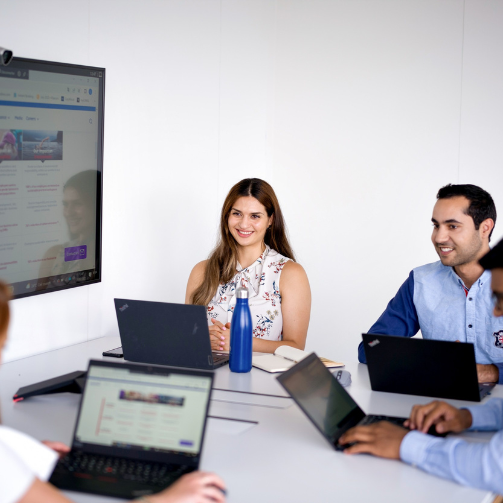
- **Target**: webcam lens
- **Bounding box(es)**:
[2,51,13,65]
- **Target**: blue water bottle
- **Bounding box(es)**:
[229,287,252,373]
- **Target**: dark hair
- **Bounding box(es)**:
[480,238,503,270]
[437,184,497,241]
[63,170,100,239]
[64,170,100,205]
[191,178,295,306]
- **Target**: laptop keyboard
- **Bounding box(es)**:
[58,452,189,486]
[212,353,229,365]
[358,415,445,437]
[479,382,495,398]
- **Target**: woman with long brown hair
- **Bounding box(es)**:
[186,178,311,353]
[0,281,226,503]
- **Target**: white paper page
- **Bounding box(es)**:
[274,345,309,362]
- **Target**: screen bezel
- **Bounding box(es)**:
[277,352,366,447]
[71,360,214,467]
[1,57,104,300]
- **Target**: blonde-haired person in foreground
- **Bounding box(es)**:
[186,178,311,354]
[0,282,226,503]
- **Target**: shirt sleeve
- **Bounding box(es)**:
[465,398,503,431]
[0,442,36,503]
[400,429,503,494]
[0,426,58,481]
[358,271,420,363]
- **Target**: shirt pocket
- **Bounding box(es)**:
[483,316,503,360]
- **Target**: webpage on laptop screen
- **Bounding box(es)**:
[75,366,211,456]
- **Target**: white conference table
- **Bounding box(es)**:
[0,336,498,503]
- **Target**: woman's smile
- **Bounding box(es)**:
[236,229,254,238]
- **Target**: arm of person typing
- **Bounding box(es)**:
[476,363,501,385]
[358,271,420,363]
[465,399,503,431]
[400,399,503,494]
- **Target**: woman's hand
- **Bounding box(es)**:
[209,319,231,351]
[145,471,226,503]
[41,441,70,458]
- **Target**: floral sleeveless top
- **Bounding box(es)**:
[207,246,290,341]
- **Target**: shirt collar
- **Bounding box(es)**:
[449,265,491,290]
[236,245,270,272]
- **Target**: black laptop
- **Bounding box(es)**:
[277,353,444,451]
[362,333,495,402]
[113,299,229,370]
[50,359,214,499]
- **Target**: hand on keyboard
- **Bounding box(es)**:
[338,421,409,459]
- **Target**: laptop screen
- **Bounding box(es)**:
[74,363,212,457]
[278,353,364,443]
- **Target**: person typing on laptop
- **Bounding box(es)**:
[341,239,503,494]
[185,178,311,354]
[358,184,503,384]
[0,282,227,503]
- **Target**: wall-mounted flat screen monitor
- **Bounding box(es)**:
[0,58,104,299]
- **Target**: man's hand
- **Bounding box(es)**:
[338,421,408,459]
[209,319,231,351]
[41,441,70,458]
[477,363,499,384]
[404,400,472,434]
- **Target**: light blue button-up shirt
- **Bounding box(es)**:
[400,398,503,494]
[358,261,503,382]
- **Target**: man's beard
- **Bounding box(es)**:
[436,233,483,267]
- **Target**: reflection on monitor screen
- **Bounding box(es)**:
[0,58,104,299]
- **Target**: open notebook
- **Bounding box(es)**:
[252,346,344,373]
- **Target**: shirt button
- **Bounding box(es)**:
[468,297,473,301]
[468,324,473,328]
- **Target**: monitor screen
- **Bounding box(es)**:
[0,58,104,299]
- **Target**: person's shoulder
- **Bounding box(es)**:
[189,260,208,280]
[186,260,209,304]
[266,248,291,265]
[280,260,308,283]
[282,260,304,273]
[412,260,446,278]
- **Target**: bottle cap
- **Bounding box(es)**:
[236,287,248,299]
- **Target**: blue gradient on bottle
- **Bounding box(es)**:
[229,298,253,373]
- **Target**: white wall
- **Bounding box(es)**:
[2,0,503,363]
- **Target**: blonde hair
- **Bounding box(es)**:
[0,281,10,343]
[0,281,10,424]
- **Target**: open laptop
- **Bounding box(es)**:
[112,299,229,370]
[277,353,444,451]
[362,333,495,402]
[50,359,214,499]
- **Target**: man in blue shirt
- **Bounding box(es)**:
[359,184,503,384]
[341,238,503,494]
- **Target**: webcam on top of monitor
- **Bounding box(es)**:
[0,47,13,66]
